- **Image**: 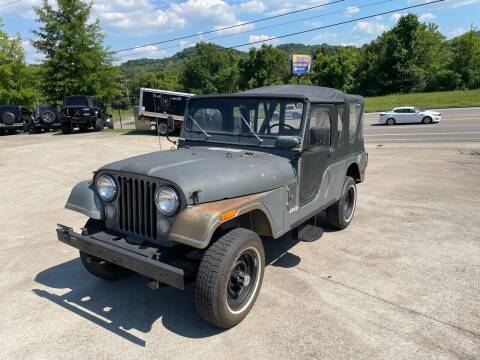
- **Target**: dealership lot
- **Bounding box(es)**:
[0,121,479,358]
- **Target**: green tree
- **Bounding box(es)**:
[239,44,289,89]
[127,69,181,102]
[311,46,361,92]
[357,14,444,95]
[0,22,36,107]
[180,43,240,94]
[447,28,480,89]
[32,0,120,103]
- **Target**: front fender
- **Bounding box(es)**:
[65,180,105,220]
[168,190,280,249]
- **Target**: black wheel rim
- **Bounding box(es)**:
[343,186,356,222]
[158,123,167,134]
[227,249,259,312]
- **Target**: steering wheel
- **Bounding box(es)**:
[266,122,296,134]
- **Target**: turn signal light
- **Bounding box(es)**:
[220,209,238,222]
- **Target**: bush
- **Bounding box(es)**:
[427,70,462,91]
[466,70,480,89]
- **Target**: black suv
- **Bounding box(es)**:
[60,96,110,134]
[26,104,62,133]
[0,106,32,135]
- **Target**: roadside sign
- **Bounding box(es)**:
[291,54,312,75]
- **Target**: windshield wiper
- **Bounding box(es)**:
[239,114,263,144]
[189,115,210,139]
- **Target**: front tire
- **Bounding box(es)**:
[61,122,72,134]
[195,228,265,328]
[80,252,132,280]
[326,176,357,230]
[94,118,103,132]
[79,219,132,280]
[422,116,432,124]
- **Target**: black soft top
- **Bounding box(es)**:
[192,85,363,104]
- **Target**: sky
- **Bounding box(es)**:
[0,0,479,64]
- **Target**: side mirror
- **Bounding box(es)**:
[167,115,175,132]
[276,136,301,150]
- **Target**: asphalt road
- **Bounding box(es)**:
[0,128,479,359]
[364,107,480,143]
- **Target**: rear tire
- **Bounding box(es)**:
[326,176,357,230]
[386,118,396,126]
[2,112,15,125]
[157,121,169,135]
[195,228,265,328]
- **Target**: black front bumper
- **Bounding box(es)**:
[31,121,62,129]
[56,225,185,289]
[61,116,96,125]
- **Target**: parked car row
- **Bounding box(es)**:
[0,96,113,135]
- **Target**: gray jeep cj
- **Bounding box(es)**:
[57,85,368,328]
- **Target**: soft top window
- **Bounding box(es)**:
[0,106,19,115]
[65,96,89,107]
[349,102,362,143]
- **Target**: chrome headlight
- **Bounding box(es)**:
[96,175,117,201]
[155,187,179,216]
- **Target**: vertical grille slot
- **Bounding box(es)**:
[117,175,157,241]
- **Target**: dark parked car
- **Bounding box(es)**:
[57,85,368,328]
[60,96,110,133]
[27,104,62,133]
[0,106,32,135]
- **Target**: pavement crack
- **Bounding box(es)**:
[276,258,480,340]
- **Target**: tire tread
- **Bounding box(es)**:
[195,228,261,328]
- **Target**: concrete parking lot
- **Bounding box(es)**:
[1,118,479,359]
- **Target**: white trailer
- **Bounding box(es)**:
[136,88,194,134]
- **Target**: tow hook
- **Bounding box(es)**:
[57,224,73,233]
[147,279,165,290]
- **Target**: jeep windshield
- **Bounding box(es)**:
[185,98,304,138]
[64,96,89,107]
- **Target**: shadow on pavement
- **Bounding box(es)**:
[33,258,222,346]
[33,230,312,346]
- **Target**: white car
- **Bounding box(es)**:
[379,107,442,125]
[273,103,303,120]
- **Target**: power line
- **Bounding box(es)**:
[0,0,22,9]
[118,0,397,59]
[0,6,32,18]
[121,0,445,69]
[113,0,346,53]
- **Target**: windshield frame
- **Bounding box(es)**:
[183,96,306,141]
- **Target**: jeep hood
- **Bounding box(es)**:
[99,146,296,204]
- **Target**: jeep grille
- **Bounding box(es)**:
[117,176,157,240]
